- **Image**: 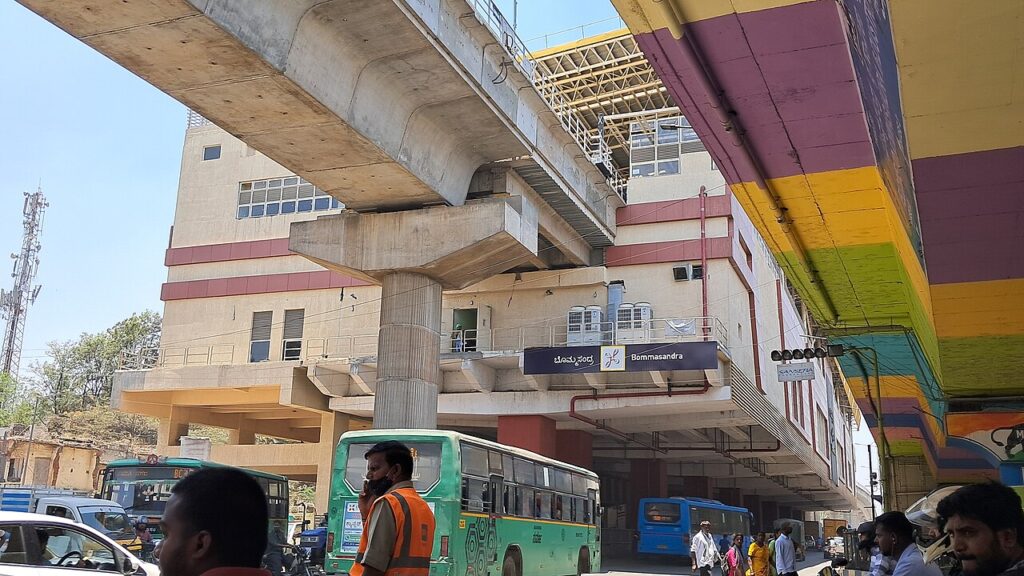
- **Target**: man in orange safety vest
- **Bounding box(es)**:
[351,441,436,576]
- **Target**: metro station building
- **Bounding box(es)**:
[113,31,867,528]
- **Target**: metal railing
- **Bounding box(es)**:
[524,15,626,51]
[465,0,624,202]
[119,316,728,369]
[186,109,212,129]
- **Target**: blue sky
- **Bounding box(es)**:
[0,0,622,371]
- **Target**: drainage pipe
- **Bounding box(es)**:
[568,380,711,453]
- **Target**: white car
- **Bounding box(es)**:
[0,511,159,576]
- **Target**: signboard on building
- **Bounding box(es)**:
[178,436,212,461]
[523,341,717,374]
[777,362,816,382]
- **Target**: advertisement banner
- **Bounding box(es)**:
[523,341,718,374]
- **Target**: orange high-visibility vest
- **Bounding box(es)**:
[351,487,435,576]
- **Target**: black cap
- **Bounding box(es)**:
[857,521,875,535]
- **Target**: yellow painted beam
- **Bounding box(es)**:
[932,278,1024,338]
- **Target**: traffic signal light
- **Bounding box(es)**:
[770,347,827,361]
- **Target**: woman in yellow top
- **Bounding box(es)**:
[749,532,770,576]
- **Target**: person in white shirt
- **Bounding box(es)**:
[875,511,943,576]
[775,524,797,576]
[693,520,723,576]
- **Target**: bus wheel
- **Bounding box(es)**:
[577,547,591,575]
[501,553,519,576]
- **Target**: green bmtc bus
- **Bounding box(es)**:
[326,430,601,576]
[100,457,290,537]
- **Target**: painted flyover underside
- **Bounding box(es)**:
[611,0,1023,481]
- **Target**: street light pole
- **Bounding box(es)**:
[867,444,877,519]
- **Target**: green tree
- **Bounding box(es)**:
[29,340,80,415]
[0,373,37,426]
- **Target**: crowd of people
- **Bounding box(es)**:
[688,481,1024,576]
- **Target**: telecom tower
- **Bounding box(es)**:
[1,187,47,378]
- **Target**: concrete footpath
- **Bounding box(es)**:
[593,554,830,576]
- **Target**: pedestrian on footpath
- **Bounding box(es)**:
[693,520,724,576]
[775,523,798,576]
[875,511,942,576]
[749,532,770,576]
[727,533,750,576]
[938,483,1024,576]
[154,467,271,576]
[352,441,436,576]
[768,529,782,576]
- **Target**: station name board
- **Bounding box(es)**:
[523,341,718,374]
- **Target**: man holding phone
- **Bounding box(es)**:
[351,441,436,576]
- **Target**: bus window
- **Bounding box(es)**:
[513,458,534,485]
[537,466,551,488]
[572,473,587,496]
[553,469,572,493]
[502,454,514,478]
[461,443,489,477]
[503,484,512,515]
[345,442,443,493]
[488,451,504,475]
[553,495,564,520]
[537,492,552,519]
[462,477,488,512]
[645,501,681,524]
[515,487,534,517]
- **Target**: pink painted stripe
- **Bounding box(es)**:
[617,195,732,225]
[161,271,371,301]
[915,146,1024,284]
[605,237,733,267]
[165,238,293,266]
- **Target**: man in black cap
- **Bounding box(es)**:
[857,521,894,576]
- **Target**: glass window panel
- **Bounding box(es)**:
[281,201,296,214]
[252,189,267,203]
[657,125,680,144]
[283,177,299,186]
[237,206,250,219]
[298,185,315,198]
[657,160,680,175]
[631,164,656,177]
[488,451,504,475]
[299,177,309,185]
[251,205,265,217]
[250,340,270,362]
[332,199,342,209]
[203,145,221,161]
[315,188,327,196]
[631,132,655,148]
[681,127,699,142]
[239,191,252,205]
[267,189,281,202]
[268,179,282,188]
[254,181,266,190]
[240,182,252,191]
[314,197,330,210]
[513,458,534,485]
[282,186,297,200]
[298,199,313,212]
[460,443,489,477]
[266,203,280,216]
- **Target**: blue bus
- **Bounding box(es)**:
[638,497,752,557]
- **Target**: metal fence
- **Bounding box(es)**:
[119,316,728,369]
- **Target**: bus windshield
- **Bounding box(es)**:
[644,501,681,523]
[343,442,444,493]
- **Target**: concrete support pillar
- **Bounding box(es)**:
[497,415,556,458]
[628,459,668,528]
[157,407,189,448]
[315,412,350,512]
[374,272,441,429]
[556,430,593,470]
[683,475,713,499]
[743,495,762,530]
[228,420,257,445]
[716,487,742,508]
[762,500,779,528]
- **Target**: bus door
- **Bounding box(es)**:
[638,500,686,556]
[487,473,503,564]
[588,488,600,545]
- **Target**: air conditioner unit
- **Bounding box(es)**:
[567,306,603,346]
[616,302,652,343]
[673,264,692,281]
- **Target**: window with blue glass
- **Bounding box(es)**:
[236,176,343,219]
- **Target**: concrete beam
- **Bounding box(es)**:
[650,371,668,388]
[290,198,538,290]
[583,372,607,390]
[280,368,330,412]
[307,364,351,397]
[349,363,377,395]
[461,359,495,393]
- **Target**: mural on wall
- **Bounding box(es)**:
[946,412,1024,484]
